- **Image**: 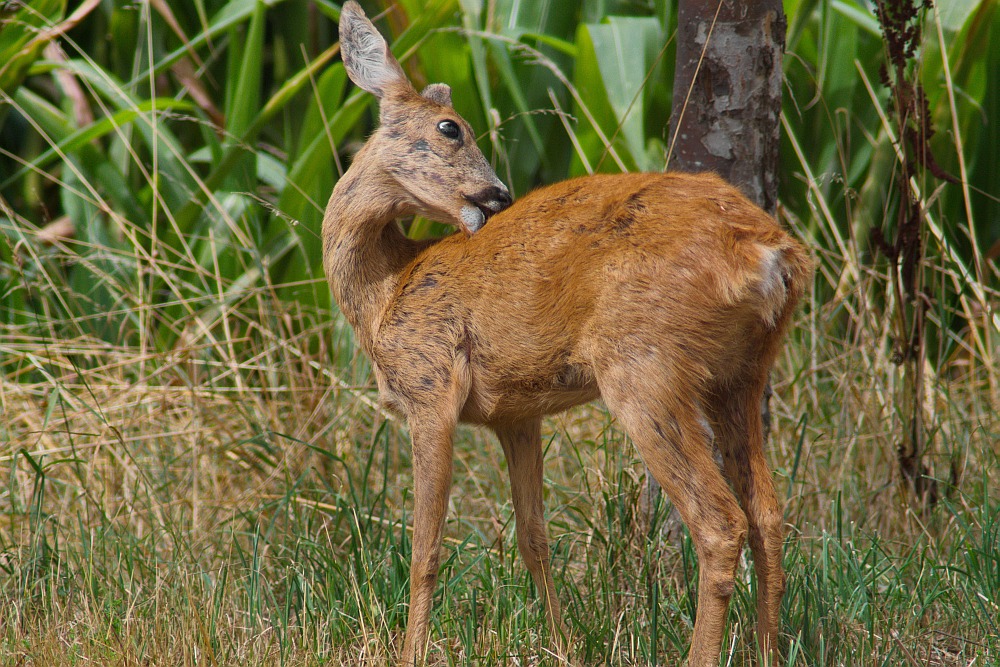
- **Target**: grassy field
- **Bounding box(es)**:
[2,0,999,665]
[3,273,997,666]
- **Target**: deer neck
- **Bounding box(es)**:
[322,158,423,351]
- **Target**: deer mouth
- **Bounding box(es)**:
[471,199,501,220]
[461,187,512,232]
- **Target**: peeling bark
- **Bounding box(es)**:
[667,0,785,215]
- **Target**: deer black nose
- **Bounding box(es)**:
[480,186,511,212]
[467,185,512,216]
[493,187,513,210]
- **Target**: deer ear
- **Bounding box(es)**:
[420,83,452,107]
[339,1,408,99]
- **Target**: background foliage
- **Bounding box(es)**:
[1,0,997,665]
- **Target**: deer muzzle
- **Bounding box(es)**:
[461,186,512,234]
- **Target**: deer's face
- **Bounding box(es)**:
[377,89,511,234]
[338,2,511,233]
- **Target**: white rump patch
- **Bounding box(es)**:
[758,246,785,298]
[697,408,715,446]
[756,245,788,326]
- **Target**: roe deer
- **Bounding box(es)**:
[325,3,811,665]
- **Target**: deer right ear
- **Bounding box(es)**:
[421,83,453,107]
[339,1,408,99]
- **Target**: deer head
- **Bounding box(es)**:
[338,1,511,234]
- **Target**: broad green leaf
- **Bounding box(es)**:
[129,0,282,85]
[787,0,822,52]
[268,89,368,292]
[589,17,661,171]
[831,0,880,37]
[226,0,265,142]
[939,0,984,32]
[1,98,196,191]
[11,88,147,226]
[54,59,198,213]
[0,0,65,93]
[574,18,667,175]
[171,39,343,237]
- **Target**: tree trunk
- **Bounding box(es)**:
[645,0,786,530]
[667,0,784,213]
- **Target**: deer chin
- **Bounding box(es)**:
[459,204,487,234]
[459,191,509,234]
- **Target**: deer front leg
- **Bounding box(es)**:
[397,355,471,667]
[399,418,455,667]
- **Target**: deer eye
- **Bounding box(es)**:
[437,120,461,140]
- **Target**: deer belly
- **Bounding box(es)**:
[460,361,600,424]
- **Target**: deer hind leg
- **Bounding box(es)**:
[708,379,786,666]
[494,419,568,654]
[599,369,747,667]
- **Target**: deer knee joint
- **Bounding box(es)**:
[774,568,787,596]
[695,513,748,567]
[711,576,737,600]
[517,524,550,562]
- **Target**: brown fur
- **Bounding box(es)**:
[326,4,813,666]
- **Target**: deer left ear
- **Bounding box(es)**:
[339,1,409,99]
[421,83,452,107]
